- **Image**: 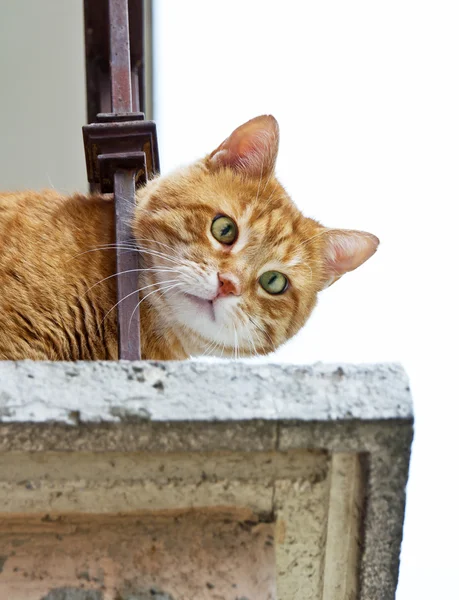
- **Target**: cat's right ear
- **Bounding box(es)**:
[319,229,380,289]
[208,115,279,178]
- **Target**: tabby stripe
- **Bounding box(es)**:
[15,311,39,337]
[74,296,95,360]
[55,314,78,361]
[99,302,115,359]
[264,322,276,352]
[7,269,22,283]
[86,293,105,359]
[285,289,300,339]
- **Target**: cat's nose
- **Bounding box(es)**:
[217,273,241,297]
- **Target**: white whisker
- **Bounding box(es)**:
[128,282,183,332]
[83,267,168,297]
[102,279,181,325]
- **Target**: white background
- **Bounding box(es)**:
[154,1,459,598]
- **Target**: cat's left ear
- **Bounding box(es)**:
[208,115,279,178]
[320,229,379,288]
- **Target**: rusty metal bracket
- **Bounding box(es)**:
[82,114,159,193]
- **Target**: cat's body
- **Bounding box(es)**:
[0,190,186,360]
[0,116,378,361]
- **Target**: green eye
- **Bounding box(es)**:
[259,271,288,295]
[211,215,238,245]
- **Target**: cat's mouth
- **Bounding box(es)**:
[183,293,216,322]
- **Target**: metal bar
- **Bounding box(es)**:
[99,72,112,113]
[109,0,140,359]
[109,0,133,113]
[144,0,154,120]
[131,0,146,114]
[114,169,141,360]
[84,0,151,360]
[84,0,145,123]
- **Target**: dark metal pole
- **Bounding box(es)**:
[109,0,140,360]
[114,169,141,360]
[83,0,159,361]
[108,0,133,113]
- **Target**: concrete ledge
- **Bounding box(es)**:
[0,361,411,425]
[0,361,413,600]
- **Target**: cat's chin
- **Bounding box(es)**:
[182,292,216,322]
[164,290,253,356]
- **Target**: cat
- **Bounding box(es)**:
[0,115,378,361]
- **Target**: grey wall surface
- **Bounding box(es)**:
[0,1,87,193]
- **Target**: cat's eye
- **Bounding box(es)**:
[259,271,288,295]
[211,215,238,245]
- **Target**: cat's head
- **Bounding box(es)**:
[134,115,378,357]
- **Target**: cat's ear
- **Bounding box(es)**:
[320,229,379,288]
[208,115,279,178]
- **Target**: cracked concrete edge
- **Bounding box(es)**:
[359,446,412,600]
[0,418,413,455]
[279,418,413,600]
[0,360,413,424]
[0,421,279,453]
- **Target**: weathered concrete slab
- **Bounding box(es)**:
[0,361,413,600]
[0,361,411,424]
[0,361,411,455]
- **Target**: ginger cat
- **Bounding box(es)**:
[0,115,378,361]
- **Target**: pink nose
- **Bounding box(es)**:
[217,273,241,297]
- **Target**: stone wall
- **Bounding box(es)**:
[0,361,413,600]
